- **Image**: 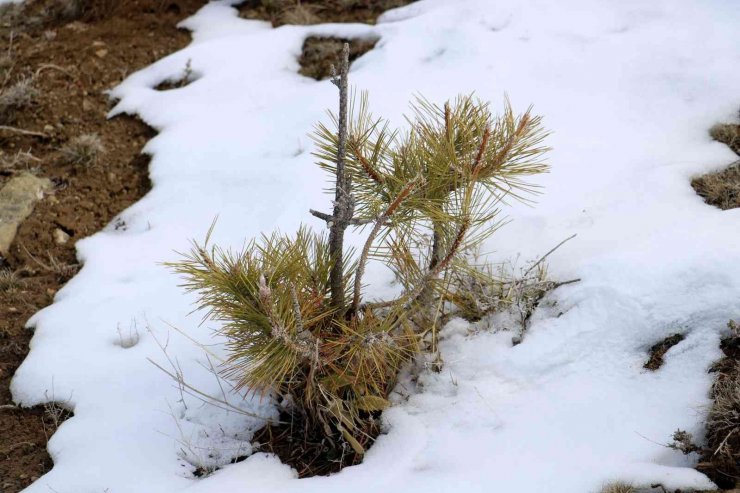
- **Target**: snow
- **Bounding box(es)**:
[10,0,740,492]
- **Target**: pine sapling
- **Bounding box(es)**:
[170,43,550,470]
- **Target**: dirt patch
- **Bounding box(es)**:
[237,0,415,26]
[299,36,378,80]
[644,333,685,371]
[0,1,205,491]
[696,320,740,490]
[692,119,740,210]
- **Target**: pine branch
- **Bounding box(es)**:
[351,176,422,313]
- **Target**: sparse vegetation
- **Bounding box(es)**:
[0,268,23,292]
[60,134,105,167]
[280,1,321,25]
[0,77,38,125]
[299,37,377,80]
[696,319,740,489]
[598,482,635,493]
[239,0,416,26]
[710,122,740,155]
[691,162,740,210]
[170,45,550,474]
[692,117,740,210]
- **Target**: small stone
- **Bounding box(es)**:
[46,288,56,297]
[82,99,94,112]
[43,124,55,133]
[94,49,108,58]
[91,40,106,47]
[53,228,70,245]
[8,307,17,313]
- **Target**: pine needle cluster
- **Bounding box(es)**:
[169,45,550,460]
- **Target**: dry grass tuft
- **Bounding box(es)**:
[598,482,634,493]
[691,162,740,210]
[0,268,24,292]
[280,2,321,25]
[299,37,378,80]
[710,123,740,155]
[60,133,105,167]
[0,77,39,125]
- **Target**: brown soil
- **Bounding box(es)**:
[692,120,740,210]
[0,1,205,491]
[644,333,685,371]
[696,321,740,490]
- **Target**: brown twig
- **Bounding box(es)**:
[0,125,47,138]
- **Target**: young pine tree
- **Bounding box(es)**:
[169,44,549,466]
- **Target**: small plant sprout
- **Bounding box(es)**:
[169,44,551,470]
[60,133,105,167]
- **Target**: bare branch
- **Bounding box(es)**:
[327,42,352,312]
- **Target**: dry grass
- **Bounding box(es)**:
[0,77,39,125]
[696,320,740,489]
[0,3,24,27]
[710,123,740,155]
[60,133,105,167]
[0,268,24,292]
[691,162,740,210]
[280,2,321,25]
[598,482,634,493]
[298,37,378,80]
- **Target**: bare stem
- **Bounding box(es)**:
[327,43,351,313]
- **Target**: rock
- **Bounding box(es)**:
[0,173,52,257]
[94,49,108,58]
[53,228,70,245]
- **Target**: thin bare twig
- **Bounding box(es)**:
[0,125,47,138]
[522,233,576,278]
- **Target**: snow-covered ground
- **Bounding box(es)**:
[11,0,740,492]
